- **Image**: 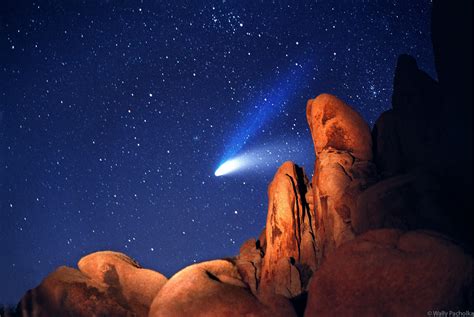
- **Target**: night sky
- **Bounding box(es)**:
[1,0,435,305]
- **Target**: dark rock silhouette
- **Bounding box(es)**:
[373,54,442,177]
[367,0,472,250]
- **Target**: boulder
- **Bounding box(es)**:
[149,259,296,317]
[17,251,167,317]
[17,266,131,317]
[235,238,263,294]
[306,93,372,161]
[306,94,376,262]
[305,229,473,316]
[78,251,167,317]
[260,161,317,298]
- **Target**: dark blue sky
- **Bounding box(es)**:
[1,0,434,305]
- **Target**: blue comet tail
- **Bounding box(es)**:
[215,61,312,175]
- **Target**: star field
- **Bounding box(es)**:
[1,0,434,304]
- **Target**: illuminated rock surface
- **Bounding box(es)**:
[260,161,316,299]
[17,252,167,317]
[306,94,377,263]
[149,259,296,317]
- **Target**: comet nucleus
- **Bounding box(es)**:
[214,158,244,176]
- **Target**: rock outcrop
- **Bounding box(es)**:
[260,161,317,299]
[78,251,167,317]
[306,94,376,263]
[305,229,473,316]
[149,259,296,317]
[17,251,167,317]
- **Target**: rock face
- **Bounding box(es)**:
[306,94,376,263]
[18,266,131,317]
[149,259,296,317]
[305,229,473,316]
[260,161,317,298]
[78,251,167,317]
[235,238,264,294]
[306,93,372,161]
[17,251,167,317]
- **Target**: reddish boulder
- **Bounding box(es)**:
[305,229,473,316]
[260,161,317,298]
[306,94,376,263]
[306,93,372,161]
[17,251,167,317]
[149,259,296,317]
[235,238,263,294]
[78,251,167,316]
[17,266,131,317]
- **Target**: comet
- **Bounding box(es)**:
[214,140,313,177]
[214,60,312,177]
[214,157,245,176]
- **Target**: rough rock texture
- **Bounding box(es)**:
[260,161,317,299]
[235,238,264,294]
[305,229,473,316]
[149,259,296,317]
[306,93,372,162]
[78,251,167,317]
[17,266,132,317]
[306,94,376,263]
[17,251,167,317]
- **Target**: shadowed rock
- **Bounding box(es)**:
[305,229,473,316]
[373,54,442,178]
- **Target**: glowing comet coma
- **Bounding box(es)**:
[214,158,245,176]
[214,61,313,176]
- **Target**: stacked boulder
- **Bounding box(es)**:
[306,94,376,263]
[17,251,167,317]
